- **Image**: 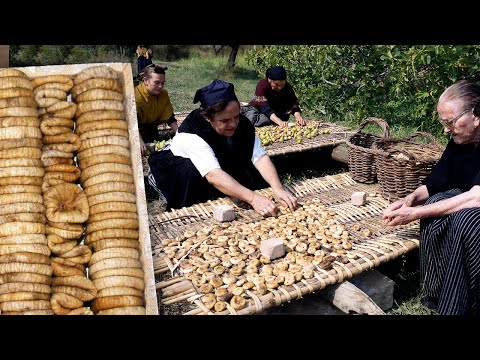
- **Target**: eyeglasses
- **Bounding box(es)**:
[438,108,472,129]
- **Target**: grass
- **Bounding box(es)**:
[155,54,260,114]
[147,51,433,315]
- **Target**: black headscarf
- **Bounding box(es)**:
[266,66,287,80]
[193,79,238,108]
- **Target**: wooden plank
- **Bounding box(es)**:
[16,63,159,315]
[0,45,8,67]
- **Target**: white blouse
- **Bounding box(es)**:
[170,132,267,177]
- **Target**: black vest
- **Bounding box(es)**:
[178,109,256,178]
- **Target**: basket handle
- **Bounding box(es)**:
[402,131,442,149]
[356,117,390,139]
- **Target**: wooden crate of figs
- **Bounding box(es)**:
[150,172,419,315]
[0,63,157,315]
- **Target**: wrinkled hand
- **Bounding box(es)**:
[382,195,416,225]
[383,198,406,216]
[383,206,415,226]
[273,187,297,212]
[278,121,288,127]
[251,193,279,217]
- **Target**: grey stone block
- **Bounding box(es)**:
[260,238,285,260]
[212,205,236,222]
[351,191,367,206]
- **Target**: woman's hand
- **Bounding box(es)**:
[383,193,420,226]
[383,206,416,226]
[273,187,297,212]
[250,193,279,217]
[383,198,406,216]
[294,112,306,126]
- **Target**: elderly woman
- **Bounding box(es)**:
[383,80,480,316]
[134,64,178,156]
[241,65,306,127]
[148,79,297,216]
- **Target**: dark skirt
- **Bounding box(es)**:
[148,150,269,210]
[420,188,480,316]
[240,105,289,127]
[140,121,163,143]
[137,56,152,75]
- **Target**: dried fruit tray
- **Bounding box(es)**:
[159,118,351,157]
[258,121,352,157]
[150,172,419,315]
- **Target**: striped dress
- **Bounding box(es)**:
[420,140,480,316]
[420,189,480,315]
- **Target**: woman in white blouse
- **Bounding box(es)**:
[148,79,297,216]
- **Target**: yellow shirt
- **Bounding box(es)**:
[134,82,174,126]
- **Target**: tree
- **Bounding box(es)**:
[226,44,239,70]
[245,45,480,133]
[211,45,240,70]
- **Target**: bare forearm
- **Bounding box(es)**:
[253,155,283,191]
[415,186,480,219]
[269,113,286,126]
[408,185,430,206]
[205,168,255,203]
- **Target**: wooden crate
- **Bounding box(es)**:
[17,62,158,315]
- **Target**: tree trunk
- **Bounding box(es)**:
[226,45,239,70]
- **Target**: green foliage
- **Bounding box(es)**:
[245,45,480,135]
[10,45,133,67]
[388,293,438,315]
[33,45,71,65]
[10,45,40,66]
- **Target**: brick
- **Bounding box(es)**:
[260,238,285,260]
[351,191,367,206]
[212,205,236,222]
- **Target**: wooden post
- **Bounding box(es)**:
[0,45,9,68]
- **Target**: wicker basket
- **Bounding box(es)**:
[346,117,390,184]
[374,132,445,201]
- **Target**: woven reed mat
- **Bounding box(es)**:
[258,121,352,157]
[151,172,419,315]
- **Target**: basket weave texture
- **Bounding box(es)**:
[346,117,390,184]
[373,132,445,201]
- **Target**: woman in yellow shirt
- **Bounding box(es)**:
[134,64,178,155]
